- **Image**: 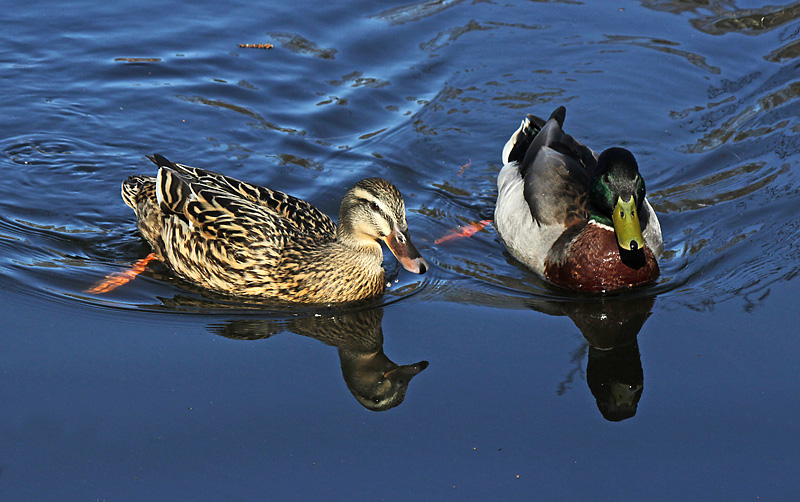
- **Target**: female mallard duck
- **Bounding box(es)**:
[495,106,662,292]
[120,154,427,303]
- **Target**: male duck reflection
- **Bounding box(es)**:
[558,296,652,422]
[495,106,663,292]
[217,308,428,411]
[102,154,427,303]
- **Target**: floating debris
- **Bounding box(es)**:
[238,43,274,49]
[457,159,472,176]
[114,57,161,63]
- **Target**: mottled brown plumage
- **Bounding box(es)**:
[121,154,427,303]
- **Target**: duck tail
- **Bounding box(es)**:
[549,105,566,128]
[503,116,532,165]
[502,106,569,166]
[121,175,150,210]
[147,153,177,169]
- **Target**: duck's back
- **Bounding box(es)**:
[121,155,338,297]
[157,156,336,239]
[496,108,598,272]
[517,111,596,227]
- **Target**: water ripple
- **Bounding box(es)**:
[1,0,798,318]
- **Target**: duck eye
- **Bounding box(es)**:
[369,201,380,212]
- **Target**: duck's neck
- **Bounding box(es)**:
[280,236,384,303]
[589,211,613,228]
[330,233,383,267]
[290,228,384,302]
[334,224,382,258]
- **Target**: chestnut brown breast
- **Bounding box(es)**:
[544,223,659,292]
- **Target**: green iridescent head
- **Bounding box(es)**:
[589,148,647,251]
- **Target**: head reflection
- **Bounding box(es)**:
[215,307,428,412]
[530,294,653,422]
[587,339,643,422]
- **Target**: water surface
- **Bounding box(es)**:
[2,0,799,499]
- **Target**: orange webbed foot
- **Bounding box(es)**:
[86,253,159,294]
[435,220,492,244]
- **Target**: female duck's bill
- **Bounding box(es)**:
[385,223,427,274]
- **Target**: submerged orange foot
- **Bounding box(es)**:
[86,253,159,294]
[435,219,492,244]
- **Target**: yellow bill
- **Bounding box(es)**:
[612,196,645,251]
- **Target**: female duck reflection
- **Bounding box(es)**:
[213,307,428,411]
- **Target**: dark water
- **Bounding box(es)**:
[2,0,800,499]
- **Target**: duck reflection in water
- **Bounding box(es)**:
[531,294,653,422]
[214,307,428,411]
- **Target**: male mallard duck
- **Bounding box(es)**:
[120,154,427,303]
[495,106,662,292]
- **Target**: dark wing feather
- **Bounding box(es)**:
[156,167,192,215]
[148,154,336,239]
[185,189,253,244]
[519,108,597,226]
[152,165,291,256]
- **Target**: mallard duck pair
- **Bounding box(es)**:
[111,105,661,302]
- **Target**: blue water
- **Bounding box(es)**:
[2,0,800,499]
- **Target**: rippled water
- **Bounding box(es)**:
[2,0,800,499]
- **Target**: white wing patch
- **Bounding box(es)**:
[501,117,530,165]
